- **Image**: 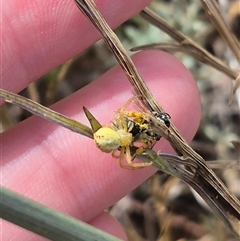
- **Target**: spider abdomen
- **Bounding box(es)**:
[94,127,121,153]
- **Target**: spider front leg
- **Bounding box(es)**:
[112,148,134,169]
[125,146,153,169]
[117,147,135,170]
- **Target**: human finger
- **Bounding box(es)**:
[3,0,151,92]
[1,50,201,240]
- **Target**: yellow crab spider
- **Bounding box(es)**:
[93,119,153,170]
[93,96,165,169]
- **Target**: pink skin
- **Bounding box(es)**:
[1,0,201,240]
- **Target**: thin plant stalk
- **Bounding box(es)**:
[0,89,93,138]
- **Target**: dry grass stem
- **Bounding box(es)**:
[138,8,238,80]
[201,0,240,62]
[229,74,240,105]
[0,89,93,139]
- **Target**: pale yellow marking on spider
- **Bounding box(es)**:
[93,96,155,169]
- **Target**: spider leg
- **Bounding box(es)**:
[119,148,135,169]
[113,148,133,169]
[125,146,153,169]
[112,150,120,159]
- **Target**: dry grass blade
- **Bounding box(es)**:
[139,8,238,80]
[46,59,74,105]
[207,159,240,170]
[201,0,240,62]
[200,0,240,105]
[147,152,240,239]
[158,154,240,234]
[139,7,240,103]
[229,74,240,105]
[0,89,93,139]
[231,140,240,153]
[27,82,40,103]
[74,0,240,238]
[131,42,237,75]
